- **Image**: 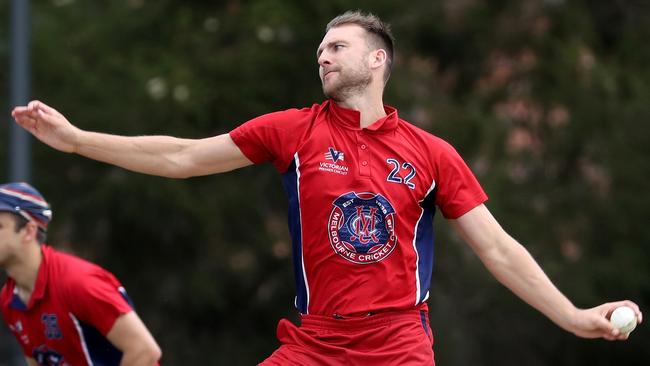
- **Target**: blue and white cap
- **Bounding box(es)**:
[0,182,52,229]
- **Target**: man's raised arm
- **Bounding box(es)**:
[12,100,253,178]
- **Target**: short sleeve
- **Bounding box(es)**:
[229,106,316,172]
[434,141,488,219]
[66,268,133,336]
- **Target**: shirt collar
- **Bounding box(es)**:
[326,100,399,132]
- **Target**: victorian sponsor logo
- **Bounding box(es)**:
[320,147,348,175]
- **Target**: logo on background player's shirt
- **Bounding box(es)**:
[41,314,62,340]
[9,320,23,332]
[328,192,397,264]
[320,147,348,175]
[33,345,69,366]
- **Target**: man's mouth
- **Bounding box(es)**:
[322,72,338,84]
[324,69,338,78]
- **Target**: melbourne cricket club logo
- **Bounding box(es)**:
[320,147,349,175]
[328,192,397,264]
[33,345,68,366]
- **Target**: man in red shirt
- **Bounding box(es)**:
[11,10,642,365]
[0,182,161,366]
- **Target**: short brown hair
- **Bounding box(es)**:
[326,11,395,82]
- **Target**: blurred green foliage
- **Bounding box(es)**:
[2,0,649,365]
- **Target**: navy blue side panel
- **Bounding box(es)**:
[281,159,308,313]
[419,310,431,338]
[415,206,435,303]
[415,187,437,304]
[78,320,122,366]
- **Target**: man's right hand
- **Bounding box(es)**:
[11,100,253,178]
[12,100,81,154]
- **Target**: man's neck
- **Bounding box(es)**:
[337,90,387,128]
[7,244,42,302]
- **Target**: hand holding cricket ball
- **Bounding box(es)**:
[610,306,638,335]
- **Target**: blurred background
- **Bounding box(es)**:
[1,0,649,365]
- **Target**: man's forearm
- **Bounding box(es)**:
[75,131,193,178]
[480,236,578,332]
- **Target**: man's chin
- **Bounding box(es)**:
[322,85,340,100]
[323,90,345,102]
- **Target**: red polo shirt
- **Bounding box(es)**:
[1,245,134,365]
[230,100,487,317]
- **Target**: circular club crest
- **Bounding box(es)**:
[328,192,397,264]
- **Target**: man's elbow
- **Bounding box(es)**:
[143,343,163,364]
[126,343,162,365]
[476,235,518,269]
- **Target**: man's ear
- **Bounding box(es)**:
[369,49,388,70]
[20,221,39,243]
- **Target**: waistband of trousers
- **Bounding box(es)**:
[300,304,428,331]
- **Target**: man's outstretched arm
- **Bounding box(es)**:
[12,100,253,178]
[450,204,642,340]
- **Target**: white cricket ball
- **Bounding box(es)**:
[610,306,637,334]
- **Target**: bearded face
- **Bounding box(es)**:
[321,55,373,101]
[317,25,376,102]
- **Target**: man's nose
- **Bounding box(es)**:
[318,52,331,67]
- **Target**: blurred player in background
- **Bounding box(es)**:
[0,182,161,366]
[11,10,642,366]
